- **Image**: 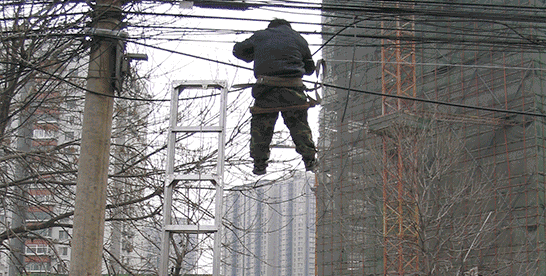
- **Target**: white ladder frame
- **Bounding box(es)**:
[159,80,227,276]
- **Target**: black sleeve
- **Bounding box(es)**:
[233,37,255,63]
[303,58,316,75]
[301,36,315,75]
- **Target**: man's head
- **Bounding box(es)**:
[268,18,291,29]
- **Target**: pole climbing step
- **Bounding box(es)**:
[159,80,227,276]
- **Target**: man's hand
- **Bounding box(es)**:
[303,58,316,75]
[233,41,255,62]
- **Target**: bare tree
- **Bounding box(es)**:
[365,116,524,276]
[0,1,321,275]
[0,2,258,275]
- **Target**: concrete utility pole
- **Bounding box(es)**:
[69,1,123,275]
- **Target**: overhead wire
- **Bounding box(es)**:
[5,1,546,115]
[57,1,546,120]
[53,38,546,122]
[4,3,546,52]
[141,0,546,19]
[5,0,546,23]
[12,54,534,124]
[120,11,546,52]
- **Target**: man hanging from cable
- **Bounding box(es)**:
[233,18,317,175]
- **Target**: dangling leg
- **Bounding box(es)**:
[250,112,279,175]
[281,109,317,171]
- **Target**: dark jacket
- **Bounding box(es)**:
[233,25,315,78]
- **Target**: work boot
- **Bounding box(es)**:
[253,160,268,175]
[304,158,317,172]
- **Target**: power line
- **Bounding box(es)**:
[320,81,546,119]
[108,39,546,121]
[141,0,546,20]
[4,0,546,24]
[29,31,542,122]
[325,59,546,71]
[4,1,546,118]
[4,3,546,53]
[120,12,546,51]
[281,0,546,13]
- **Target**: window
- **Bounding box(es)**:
[33,228,52,238]
[60,247,68,256]
[34,194,53,204]
[68,115,78,124]
[27,211,51,221]
[59,230,69,240]
[65,131,74,141]
[33,128,56,139]
[26,261,50,272]
[68,68,79,78]
[26,244,49,255]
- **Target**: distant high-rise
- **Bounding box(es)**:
[223,172,316,276]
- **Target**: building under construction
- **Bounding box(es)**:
[316,1,546,275]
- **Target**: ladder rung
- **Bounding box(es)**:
[165,224,217,234]
[173,80,227,91]
[172,126,222,133]
[169,174,218,184]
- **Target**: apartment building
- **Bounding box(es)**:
[2,55,157,275]
[223,172,316,276]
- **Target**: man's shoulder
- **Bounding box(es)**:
[257,26,297,35]
[254,28,271,35]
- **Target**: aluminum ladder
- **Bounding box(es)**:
[159,80,227,275]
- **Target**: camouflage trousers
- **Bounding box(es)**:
[250,84,317,164]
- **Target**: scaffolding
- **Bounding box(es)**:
[378,2,419,274]
[317,0,546,275]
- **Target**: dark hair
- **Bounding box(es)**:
[268,18,291,29]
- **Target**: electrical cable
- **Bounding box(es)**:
[22,30,533,122]
[126,1,546,24]
[5,4,546,53]
[340,17,359,122]
[5,2,546,116]
[4,0,546,24]
[319,81,546,119]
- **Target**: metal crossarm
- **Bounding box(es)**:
[159,80,227,276]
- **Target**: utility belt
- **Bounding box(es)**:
[255,75,304,87]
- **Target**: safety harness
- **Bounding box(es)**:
[250,59,325,114]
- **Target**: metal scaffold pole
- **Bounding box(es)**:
[379,1,419,275]
[159,80,227,276]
